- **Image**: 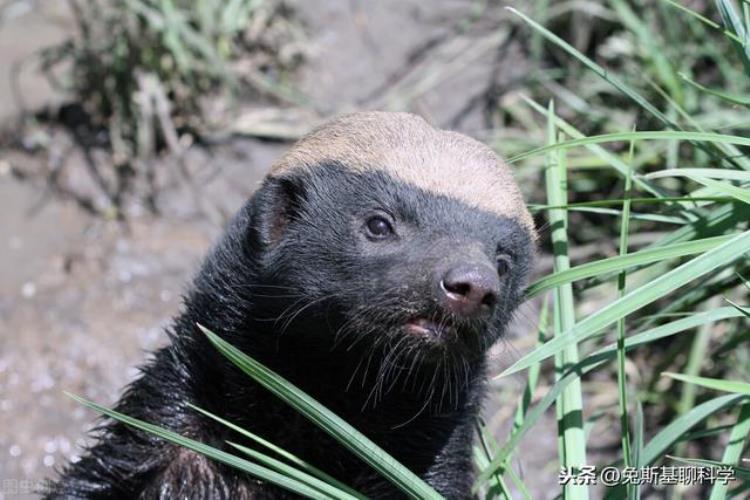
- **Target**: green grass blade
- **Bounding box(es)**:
[658,0,743,43]
[509,131,750,164]
[716,0,750,74]
[474,419,511,499]
[526,235,733,298]
[709,403,750,500]
[640,394,747,466]
[646,168,750,182]
[499,229,750,378]
[472,444,509,499]
[644,71,750,172]
[648,201,750,249]
[678,73,750,106]
[520,95,670,200]
[615,139,634,482]
[595,308,746,360]
[546,104,589,500]
[671,300,717,475]
[511,298,548,439]
[188,404,364,499]
[682,175,750,205]
[65,393,332,500]
[726,298,750,319]
[555,207,686,224]
[226,442,361,500]
[477,298,549,496]
[506,465,533,500]
[630,401,644,500]
[477,308,746,487]
[506,7,678,130]
[199,325,443,500]
[663,373,750,396]
[668,456,750,481]
[510,4,749,172]
[530,196,733,211]
[608,0,682,100]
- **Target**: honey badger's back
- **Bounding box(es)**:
[47,112,535,500]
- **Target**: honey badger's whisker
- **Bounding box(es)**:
[370,337,405,405]
[380,337,416,396]
[329,284,406,345]
[271,294,316,330]
[275,293,339,336]
[403,347,426,390]
[391,387,433,430]
[345,350,369,393]
[225,281,305,297]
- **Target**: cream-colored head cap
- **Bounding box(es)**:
[270,111,534,233]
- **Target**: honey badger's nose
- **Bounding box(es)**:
[439,263,500,317]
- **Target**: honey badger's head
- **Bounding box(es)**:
[237,112,535,404]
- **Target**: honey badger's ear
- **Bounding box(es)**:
[251,174,307,247]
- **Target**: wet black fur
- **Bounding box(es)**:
[47,163,535,499]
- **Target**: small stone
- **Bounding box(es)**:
[44,440,57,454]
[21,282,36,298]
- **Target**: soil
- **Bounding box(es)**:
[0,1,569,498]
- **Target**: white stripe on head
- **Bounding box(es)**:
[270,112,535,235]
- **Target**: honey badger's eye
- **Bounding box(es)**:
[496,254,512,277]
[365,215,394,238]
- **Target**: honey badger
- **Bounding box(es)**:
[48,112,536,499]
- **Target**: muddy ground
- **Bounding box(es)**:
[0,2,580,498]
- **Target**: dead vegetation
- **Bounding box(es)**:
[5,0,305,219]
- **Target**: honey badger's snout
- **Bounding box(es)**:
[424,240,503,320]
[406,246,504,340]
[438,261,500,318]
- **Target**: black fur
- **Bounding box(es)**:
[47,164,534,499]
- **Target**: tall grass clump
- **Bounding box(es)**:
[486,0,750,497]
[36,0,303,215]
[70,1,749,498]
[44,0,303,136]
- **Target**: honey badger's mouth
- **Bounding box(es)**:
[401,307,493,352]
[406,317,451,338]
[404,314,465,341]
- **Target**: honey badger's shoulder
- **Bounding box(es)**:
[46,111,536,500]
